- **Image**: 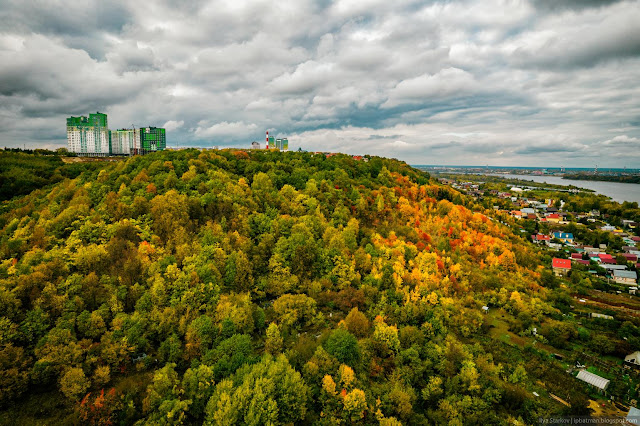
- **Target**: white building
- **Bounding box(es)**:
[66,112,111,157]
[614,270,638,285]
[112,129,137,155]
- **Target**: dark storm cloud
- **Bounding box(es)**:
[1,0,639,167]
[0,0,131,36]
[512,25,640,69]
[514,144,586,155]
[0,0,132,59]
[429,141,463,150]
[532,0,626,12]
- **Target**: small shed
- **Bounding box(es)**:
[576,370,609,393]
[590,313,614,320]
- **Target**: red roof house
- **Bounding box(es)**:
[571,253,583,259]
[532,234,551,243]
[552,258,572,275]
[553,258,571,269]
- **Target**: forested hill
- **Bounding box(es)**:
[1,149,587,424]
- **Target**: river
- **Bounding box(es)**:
[480,173,640,204]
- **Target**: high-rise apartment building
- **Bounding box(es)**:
[275,138,289,151]
[67,112,110,156]
[136,127,166,154]
[112,129,136,155]
[66,112,166,156]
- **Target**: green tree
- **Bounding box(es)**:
[265,323,283,355]
[344,307,370,338]
[182,364,216,420]
[273,293,317,329]
[59,367,90,401]
[142,363,189,423]
[204,354,308,425]
[324,328,360,366]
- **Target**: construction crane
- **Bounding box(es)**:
[131,124,136,156]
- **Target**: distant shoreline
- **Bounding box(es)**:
[412,165,640,173]
[562,173,640,185]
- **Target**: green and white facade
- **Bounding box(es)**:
[136,127,166,154]
[67,112,166,156]
[67,112,111,156]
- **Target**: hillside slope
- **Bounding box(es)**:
[0,150,589,424]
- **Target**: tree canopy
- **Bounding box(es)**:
[0,149,604,423]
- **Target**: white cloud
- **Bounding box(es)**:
[382,68,478,108]
[602,135,639,146]
[194,121,258,139]
[163,120,184,131]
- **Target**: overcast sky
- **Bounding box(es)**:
[1,0,639,167]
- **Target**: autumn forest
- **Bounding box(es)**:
[0,149,602,424]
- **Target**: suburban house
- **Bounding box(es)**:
[552,258,572,276]
[570,253,589,265]
[546,213,561,223]
[552,232,574,243]
[625,351,640,367]
[598,254,616,264]
[614,270,638,285]
[602,264,628,272]
[532,234,551,244]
